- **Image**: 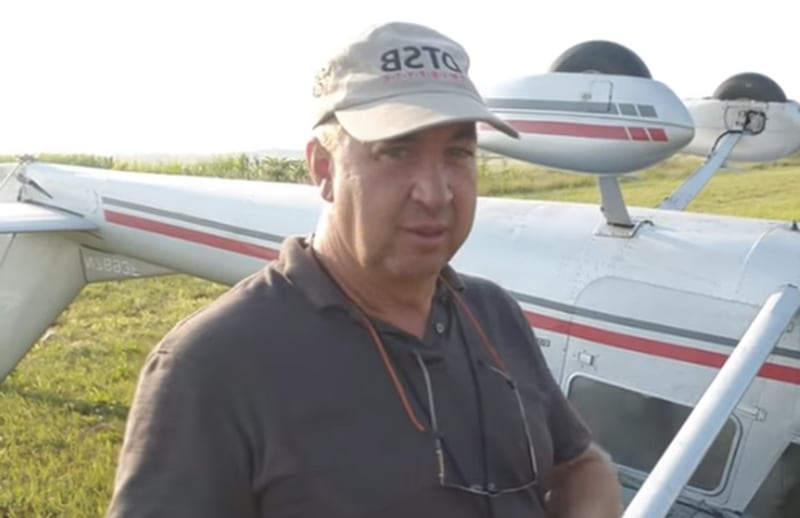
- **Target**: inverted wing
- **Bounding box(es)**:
[0,202,98,233]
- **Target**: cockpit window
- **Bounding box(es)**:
[566,375,739,492]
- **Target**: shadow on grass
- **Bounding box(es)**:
[0,385,129,420]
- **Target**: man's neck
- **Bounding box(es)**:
[311,236,437,339]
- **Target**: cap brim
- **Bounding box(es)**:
[334,92,519,142]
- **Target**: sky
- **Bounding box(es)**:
[1,0,797,157]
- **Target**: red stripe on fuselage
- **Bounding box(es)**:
[647,128,668,141]
[628,127,650,141]
[104,210,279,260]
[104,209,799,385]
[482,120,670,142]
[510,120,629,140]
[526,311,800,385]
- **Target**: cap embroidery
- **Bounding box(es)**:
[312,65,332,98]
[381,70,467,82]
[378,46,464,73]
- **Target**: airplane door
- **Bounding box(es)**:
[562,276,765,407]
[561,277,769,505]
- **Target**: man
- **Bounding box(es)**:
[106,21,622,518]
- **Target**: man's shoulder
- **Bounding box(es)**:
[453,270,518,310]
[448,269,535,341]
[154,263,303,358]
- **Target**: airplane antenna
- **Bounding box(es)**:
[0,155,37,194]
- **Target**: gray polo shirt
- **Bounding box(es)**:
[106,235,592,518]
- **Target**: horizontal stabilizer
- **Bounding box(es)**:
[0,202,98,234]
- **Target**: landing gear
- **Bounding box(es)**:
[549,40,652,78]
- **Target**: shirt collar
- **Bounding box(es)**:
[272,234,465,312]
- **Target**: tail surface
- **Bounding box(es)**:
[0,160,173,382]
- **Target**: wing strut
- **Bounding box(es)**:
[622,284,800,518]
[657,131,743,211]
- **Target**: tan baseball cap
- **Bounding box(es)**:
[311,21,519,141]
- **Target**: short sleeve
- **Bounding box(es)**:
[105,330,256,518]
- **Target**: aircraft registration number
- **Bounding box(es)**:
[83,255,140,277]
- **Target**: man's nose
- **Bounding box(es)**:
[410,161,453,210]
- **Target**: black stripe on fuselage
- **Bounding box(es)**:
[486,98,659,118]
[102,196,285,243]
[101,197,798,361]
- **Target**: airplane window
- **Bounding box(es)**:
[567,375,738,492]
[744,443,800,518]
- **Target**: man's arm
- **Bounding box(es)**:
[545,442,623,518]
[493,287,623,517]
[106,328,256,518]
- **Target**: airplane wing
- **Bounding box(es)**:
[0,202,99,233]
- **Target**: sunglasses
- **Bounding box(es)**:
[413,350,539,497]
[350,273,541,500]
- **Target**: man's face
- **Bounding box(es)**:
[324,121,478,283]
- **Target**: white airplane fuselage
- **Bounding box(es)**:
[1,161,798,516]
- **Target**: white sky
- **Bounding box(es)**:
[1,0,796,156]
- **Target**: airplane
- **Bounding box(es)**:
[1,39,799,517]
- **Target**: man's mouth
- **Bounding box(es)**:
[405,224,447,237]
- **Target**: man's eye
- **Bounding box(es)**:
[449,147,475,159]
[380,147,410,159]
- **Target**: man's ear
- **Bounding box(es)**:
[305,138,334,202]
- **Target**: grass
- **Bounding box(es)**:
[477,155,800,220]
[0,156,798,517]
[0,277,227,517]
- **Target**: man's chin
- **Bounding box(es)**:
[384,254,451,281]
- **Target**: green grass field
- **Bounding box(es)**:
[0,156,798,517]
